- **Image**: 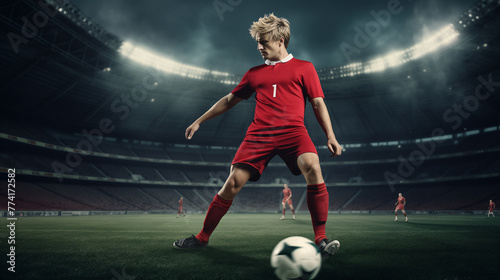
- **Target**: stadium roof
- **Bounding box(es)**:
[1,0,499,147]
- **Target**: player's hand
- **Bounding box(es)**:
[185,122,200,140]
[327,138,342,157]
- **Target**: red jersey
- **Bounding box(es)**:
[489,202,495,211]
[283,188,292,200]
[178,199,183,207]
[398,197,405,205]
[231,57,324,135]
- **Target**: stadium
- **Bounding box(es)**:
[1,0,499,279]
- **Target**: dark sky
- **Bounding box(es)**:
[71,0,477,75]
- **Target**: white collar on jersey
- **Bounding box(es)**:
[265,53,293,65]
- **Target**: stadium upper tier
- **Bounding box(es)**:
[1,120,499,188]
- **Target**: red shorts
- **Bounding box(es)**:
[396,204,405,211]
[282,198,293,206]
[232,129,317,181]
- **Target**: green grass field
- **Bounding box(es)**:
[2,213,499,280]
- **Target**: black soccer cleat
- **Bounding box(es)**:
[173,235,208,249]
[318,238,340,261]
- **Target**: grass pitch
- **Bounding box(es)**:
[2,213,499,280]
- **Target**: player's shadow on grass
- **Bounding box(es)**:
[405,221,494,232]
[281,219,310,225]
[174,246,272,279]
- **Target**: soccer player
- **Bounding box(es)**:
[394,193,408,222]
[177,197,185,218]
[281,184,295,220]
[173,13,342,260]
[488,199,495,218]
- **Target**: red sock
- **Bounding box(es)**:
[196,194,232,243]
[395,213,398,216]
[292,209,295,215]
[307,183,329,245]
[404,213,407,217]
[282,208,286,216]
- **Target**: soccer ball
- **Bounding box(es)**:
[270,236,322,280]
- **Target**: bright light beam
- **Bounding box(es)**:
[118,41,238,85]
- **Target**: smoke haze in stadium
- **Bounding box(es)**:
[71,0,475,74]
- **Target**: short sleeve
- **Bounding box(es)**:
[303,63,325,100]
[231,71,254,100]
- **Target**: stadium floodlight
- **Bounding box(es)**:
[383,51,406,68]
[408,24,459,61]
[319,24,460,80]
[366,24,458,74]
[364,58,386,73]
[118,41,238,85]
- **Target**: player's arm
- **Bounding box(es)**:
[310,97,342,157]
[185,93,243,139]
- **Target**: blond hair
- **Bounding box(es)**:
[249,13,290,48]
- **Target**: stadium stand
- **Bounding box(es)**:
[1,126,499,213]
[1,0,499,215]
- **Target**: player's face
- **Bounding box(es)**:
[256,33,281,61]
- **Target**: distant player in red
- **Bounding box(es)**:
[177,197,185,218]
[488,199,495,218]
[173,13,342,260]
[394,193,408,222]
[281,184,295,220]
